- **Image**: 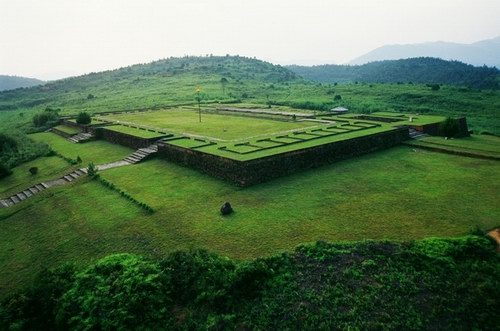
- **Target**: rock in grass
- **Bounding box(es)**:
[220,202,233,215]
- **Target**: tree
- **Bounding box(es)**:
[220,77,228,95]
[76,112,91,125]
[334,95,342,101]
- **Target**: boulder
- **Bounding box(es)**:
[220,202,233,215]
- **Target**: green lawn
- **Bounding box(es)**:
[1,145,499,297]
[407,134,500,158]
[100,108,318,140]
[29,132,134,164]
[103,125,168,139]
[0,156,73,198]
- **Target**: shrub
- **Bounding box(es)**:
[334,95,342,101]
[29,167,38,175]
[0,163,11,179]
[87,162,97,177]
[33,110,59,128]
[0,134,17,153]
[76,112,91,125]
[76,156,82,164]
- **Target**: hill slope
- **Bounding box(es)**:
[0,55,299,112]
[0,75,44,91]
[349,36,500,68]
[288,58,500,89]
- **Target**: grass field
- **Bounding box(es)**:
[1,144,499,298]
[100,108,318,140]
[0,156,73,197]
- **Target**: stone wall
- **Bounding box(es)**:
[411,117,469,138]
[95,127,168,149]
[158,127,409,186]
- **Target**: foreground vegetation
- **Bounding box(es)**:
[1,236,498,330]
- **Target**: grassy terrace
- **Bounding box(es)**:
[177,124,395,161]
[406,134,500,158]
[52,125,80,135]
[93,107,432,161]
[103,125,168,139]
[98,108,317,140]
[0,156,73,198]
[340,111,448,126]
[29,132,134,164]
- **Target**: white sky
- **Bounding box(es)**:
[1,0,499,80]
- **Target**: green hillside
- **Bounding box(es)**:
[288,57,500,89]
[1,56,499,136]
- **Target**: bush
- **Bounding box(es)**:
[0,134,17,154]
[87,162,97,177]
[76,112,91,125]
[32,110,59,128]
[0,163,11,179]
[334,95,342,101]
[29,167,38,175]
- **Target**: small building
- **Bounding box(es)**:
[330,107,349,114]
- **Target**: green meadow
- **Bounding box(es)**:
[1,136,499,296]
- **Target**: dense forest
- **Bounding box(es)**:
[288,58,500,89]
[0,236,498,330]
[0,75,44,92]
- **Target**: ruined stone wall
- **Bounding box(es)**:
[158,127,409,186]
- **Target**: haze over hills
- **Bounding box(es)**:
[287,58,500,89]
[349,36,500,68]
[0,75,44,92]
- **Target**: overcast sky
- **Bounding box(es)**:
[1,0,499,80]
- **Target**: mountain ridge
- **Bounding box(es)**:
[288,57,500,89]
[349,36,500,68]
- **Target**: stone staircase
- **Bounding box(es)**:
[0,169,89,208]
[61,168,87,182]
[123,144,158,164]
[0,183,49,208]
[409,128,428,139]
[68,132,94,143]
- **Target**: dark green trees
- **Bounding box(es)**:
[76,112,91,125]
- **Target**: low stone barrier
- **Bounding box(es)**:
[158,127,409,186]
[95,127,169,149]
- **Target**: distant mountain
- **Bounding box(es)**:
[349,36,500,68]
[0,75,44,91]
[287,58,500,89]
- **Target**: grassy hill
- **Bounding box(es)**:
[287,57,500,89]
[1,56,499,135]
[0,75,44,92]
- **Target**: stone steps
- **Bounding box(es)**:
[409,128,429,139]
[0,169,87,208]
[68,132,94,143]
[123,144,159,164]
[0,182,49,208]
